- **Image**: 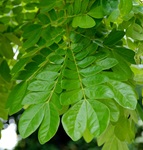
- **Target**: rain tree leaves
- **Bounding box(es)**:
[1,0,142,150]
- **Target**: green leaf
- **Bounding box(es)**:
[87,100,110,136]
[103,29,125,46]
[96,58,118,70]
[22,91,51,105]
[119,0,132,16]
[63,69,79,79]
[114,47,135,64]
[4,33,22,46]
[83,128,94,143]
[23,26,42,49]
[79,66,102,77]
[11,57,30,74]
[36,71,59,81]
[109,80,137,110]
[100,99,120,122]
[0,24,7,32]
[0,36,14,59]
[82,74,108,87]
[48,54,64,64]
[60,89,83,105]
[38,102,60,144]
[126,23,143,41]
[72,15,96,28]
[112,51,133,79]
[85,85,114,99]
[73,0,81,14]
[39,0,56,12]
[61,79,80,90]
[19,103,45,138]
[78,56,96,68]
[88,6,104,18]
[114,116,135,142]
[28,80,54,91]
[6,82,27,115]
[62,101,87,141]
[102,135,129,150]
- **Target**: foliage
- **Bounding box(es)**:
[0,0,143,149]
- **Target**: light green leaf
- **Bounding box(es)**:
[60,89,83,105]
[88,6,104,18]
[83,128,94,143]
[36,71,59,81]
[48,54,64,64]
[22,91,50,105]
[62,101,87,141]
[109,80,137,110]
[82,74,108,87]
[19,103,45,138]
[87,100,110,136]
[119,0,132,16]
[102,135,129,150]
[100,99,120,122]
[61,79,80,90]
[79,66,102,77]
[38,102,60,144]
[96,58,118,70]
[6,82,27,115]
[114,116,135,142]
[72,15,96,28]
[85,85,114,99]
[28,80,54,91]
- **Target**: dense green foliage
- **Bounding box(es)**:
[0,0,143,149]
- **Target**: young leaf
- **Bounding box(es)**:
[119,0,132,16]
[38,102,60,144]
[72,15,96,28]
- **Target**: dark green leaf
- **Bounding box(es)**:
[0,60,11,81]
[103,29,125,46]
